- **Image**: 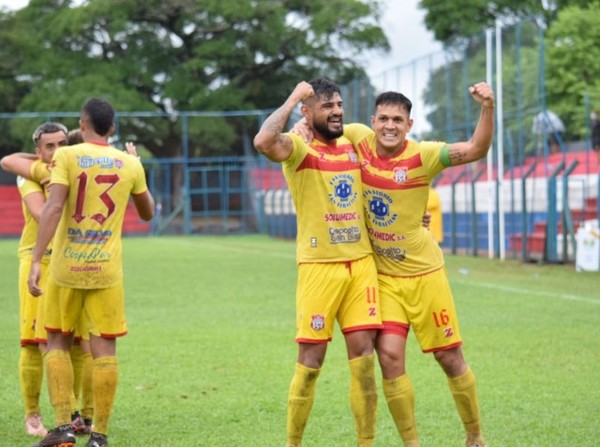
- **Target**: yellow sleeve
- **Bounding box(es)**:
[29,159,51,184]
[343,123,372,145]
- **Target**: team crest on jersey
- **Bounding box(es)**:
[393,167,408,184]
[364,189,398,228]
[328,173,357,208]
[311,314,325,331]
[347,151,358,164]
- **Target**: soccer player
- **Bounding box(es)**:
[253,79,383,447]
[28,98,155,447]
[342,84,494,447]
[0,122,68,437]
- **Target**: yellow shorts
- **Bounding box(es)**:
[35,291,89,343]
[379,267,462,352]
[44,277,127,339]
[19,256,49,346]
[295,255,382,343]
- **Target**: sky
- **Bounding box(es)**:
[0,0,441,132]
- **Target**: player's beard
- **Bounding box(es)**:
[313,117,343,141]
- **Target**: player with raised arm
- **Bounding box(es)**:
[343,84,494,447]
[28,98,155,447]
[254,79,382,447]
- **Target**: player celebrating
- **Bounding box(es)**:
[28,98,155,447]
[254,79,382,447]
[0,122,68,437]
[343,84,494,447]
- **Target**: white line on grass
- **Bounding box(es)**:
[452,279,599,305]
[151,238,598,305]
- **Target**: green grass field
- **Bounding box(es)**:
[0,235,598,446]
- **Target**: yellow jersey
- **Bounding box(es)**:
[344,124,450,276]
[282,132,372,263]
[48,142,149,289]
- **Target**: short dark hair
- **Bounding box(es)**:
[32,122,68,145]
[375,92,412,115]
[67,129,84,145]
[308,77,341,102]
[82,98,115,136]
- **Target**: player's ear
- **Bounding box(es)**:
[108,122,116,137]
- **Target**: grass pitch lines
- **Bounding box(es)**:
[452,278,599,305]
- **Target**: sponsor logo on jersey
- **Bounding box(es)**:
[67,228,113,245]
[444,327,454,338]
[371,242,406,263]
[310,237,317,248]
[364,189,398,228]
[328,226,361,244]
[324,212,358,222]
[311,314,325,331]
[367,227,405,242]
[328,173,358,208]
[78,155,123,169]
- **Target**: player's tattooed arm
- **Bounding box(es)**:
[446,82,494,166]
[448,148,468,165]
[253,81,315,162]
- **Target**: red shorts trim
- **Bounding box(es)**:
[295,337,331,344]
[423,341,463,353]
[341,323,384,334]
[380,321,410,338]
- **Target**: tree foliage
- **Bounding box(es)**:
[545,1,600,138]
[419,0,592,46]
[0,0,389,158]
[419,0,599,148]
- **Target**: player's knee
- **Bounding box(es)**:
[433,347,466,376]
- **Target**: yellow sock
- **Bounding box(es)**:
[286,363,320,447]
[70,344,84,404]
[19,345,44,416]
[80,353,94,420]
[44,349,74,426]
[348,354,377,447]
[93,356,119,435]
[383,374,418,445]
[448,367,482,434]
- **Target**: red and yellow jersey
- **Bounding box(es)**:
[344,124,450,276]
[48,142,149,289]
[17,160,52,261]
[282,132,372,263]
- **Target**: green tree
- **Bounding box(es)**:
[0,0,389,159]
[419,0,591,45]
[545,1,600,139]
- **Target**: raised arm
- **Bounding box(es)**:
[253,81,315,162]
[447,82,495,166]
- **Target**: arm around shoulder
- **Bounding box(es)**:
[0,153,37,178]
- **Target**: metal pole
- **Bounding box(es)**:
[496,19,506,260]
[486,28,495,259]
